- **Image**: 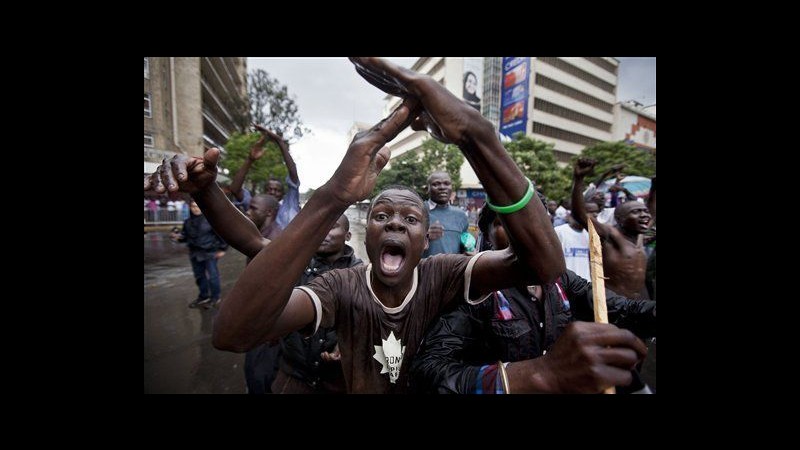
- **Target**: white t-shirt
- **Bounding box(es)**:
[554,223,590,281]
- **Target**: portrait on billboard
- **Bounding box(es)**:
[462,58,483,112]
[463,71,481,111]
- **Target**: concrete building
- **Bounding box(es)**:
[381,57,621,207]
[144,57,249,174]
[612,100,656,156]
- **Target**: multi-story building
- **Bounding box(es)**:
[612,100,656,156]
[381,57,622,208]
[144,57,249,175]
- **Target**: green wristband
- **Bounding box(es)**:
[485,179,534,214]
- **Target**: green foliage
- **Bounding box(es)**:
[575,141,656,180]
[373,151,428,200]
[220,69,312,193]
[372,138,465,200]
[419,139,465,190]
[248,69,311,144]
[219,132,287,193]
[504,133,572,203]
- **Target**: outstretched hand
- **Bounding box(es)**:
[143,148,221,195]
[350,57,485,147]
[327,97,421,205]
[253,123,286,147]
[249,133,268,161]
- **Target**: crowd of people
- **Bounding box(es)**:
[144,57,656,394]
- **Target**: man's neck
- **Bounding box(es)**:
[428,199,448,210]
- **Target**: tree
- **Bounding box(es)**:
[248,69,311,144]
[221,132,287,193]
[219,69,311,193]
[574,141,656,181]
[504,133,572,203]
[420,138,464,191]
[372,138,465,200]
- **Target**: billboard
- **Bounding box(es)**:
[462,57,483,112]
[499,57,529,138]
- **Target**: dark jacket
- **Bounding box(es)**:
[278,245,362,392]
[179,213,227,260]
[409,270,656,394]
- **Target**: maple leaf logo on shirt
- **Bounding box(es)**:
[373,331,406,384]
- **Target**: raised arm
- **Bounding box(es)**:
[143,150,267,258]
[229,132,268,202]
[350,57,564,291]
[255,124,299,185]
[213,97,421,352]
[592,163,625,186]
[571,157,612,239]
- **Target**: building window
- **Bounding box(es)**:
[144,57,149,79]
[538,57,615,94]
[533,98,612,132]
[532,121,601,147]
[144,93,152,118]
[535,74,614,113]
[144,133,154,148]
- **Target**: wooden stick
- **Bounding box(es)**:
[588,220,615,395]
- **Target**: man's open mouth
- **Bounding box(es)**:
[380,242,406,275]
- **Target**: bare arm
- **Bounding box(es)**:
[592,163,625,186]
[213,97,420,352]
[351,57,564,293]
[571,157,612,240]
[647,175,656,224]
[228,134,265,202]
[255,124,299,185]
[143,150,268,259]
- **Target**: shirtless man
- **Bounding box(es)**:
[571,157,652,299]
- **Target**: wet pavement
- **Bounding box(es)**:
[144,218,369,394]
[144,231,247,394]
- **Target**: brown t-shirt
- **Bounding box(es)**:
[298,253,486,393]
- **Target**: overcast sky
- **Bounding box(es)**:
[247,57,656,191]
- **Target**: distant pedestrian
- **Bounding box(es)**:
[171,201,227,308]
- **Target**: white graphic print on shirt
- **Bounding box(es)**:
[373,331,406,384]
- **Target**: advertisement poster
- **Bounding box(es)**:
[500,57,529,138]
[462,57,484,112]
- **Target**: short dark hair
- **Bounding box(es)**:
[252,194,279,211]
[338,214,350,232]
[369,184,429,228]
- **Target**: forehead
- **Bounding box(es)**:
[586,203,600,212]
[620,203,648,214]
[428,172,451,184]
[373,189,424,211]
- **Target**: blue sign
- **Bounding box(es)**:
[500,57,529,139]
